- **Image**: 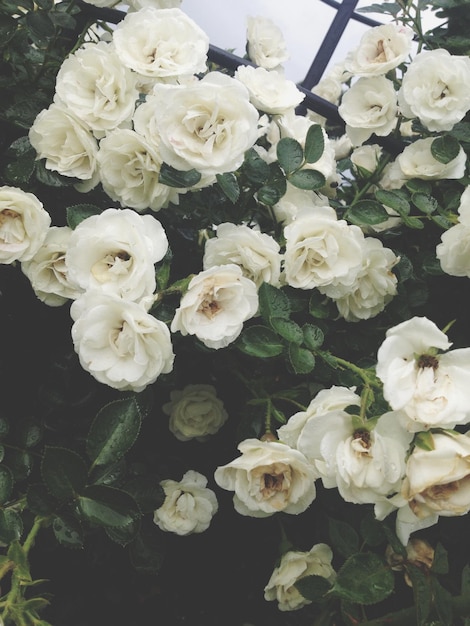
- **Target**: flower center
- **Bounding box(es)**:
[417,354,439,370]
[92,250,132,282]
[0,209,24,244]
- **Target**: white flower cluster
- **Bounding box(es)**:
[336,23,470,193]
[215,316,470,548]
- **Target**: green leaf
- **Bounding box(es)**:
[6,449,33,482]
[346,200,391,226]
[0,509,23,544]
[35,159,73,186]
[26,484,58,516]
[216,172,239,203]
[405,179,432,194]
[237,325,284,358]
[52,515,84,549]
[277,137,304,174]
[357,2,401,15]
[66,204,102,229]
[375,189,410,216]
[2,136,36,185]
[0,15,17,47]
[405,563,432,625]
[382,522,407,558]
[257,184,283,206]
[431,134,461,164]
[304,123,325,164]
[302,324,324,350]
[414,431,435,451]
[450,122,470,144]
[402,215,425,229]
[258,282,291,321]
[309,291,332,319]
[123,476,165,515]
[0,466,13,506]
[329,518,360,559]
[431,578,453,626]
[16,419,42,449]
[288,169,326,190]
[332,552,394,605]
[431,542,449,575]
[271,317,303,344]
[360,512,386,547]
[242,149,270,184]
[159,162,201,188]
[26,9,56,38]
[295,574,332,603]
[286,343,315,374]
[411,192,439,215]
[76,485,140,528]
[106,519,140,546]
[461,563,470,595]
[86,396,143,468]
[41,446,88,501]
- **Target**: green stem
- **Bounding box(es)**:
[332,356,380,388]
[23,516,46,557]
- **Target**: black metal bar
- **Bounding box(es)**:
[319,0,383,27]
[299,0,359,90]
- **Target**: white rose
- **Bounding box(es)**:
[264,544,336,612]
[214,438,318,517]
[333,237,399,322]
[163,384,228,442]
[151,72,259,177]
[246,15,289,70]
[283,206,364,292]
[331,134,353,160]
[272,183,330,225]
[396,137,466,181]
[344,23,413,76]
[339,76,398,146]
[128,0,182,9]
[351,144,382,175]
[398,48,470,132]
[71,291,174,392]
[436,223,470,278]
[376,316,470,430]
[456,186,470,226]
[0,186,51,264]
[21,226,82,306]
[113,7,209,81]
[97,128,179,212]
[153,470,218,535]
[54,42,138,132]
[171,264,259,350]
[277,385,360,449]
[203,222,281,288]
[436,187,470,277]
[234,65,304,115]
[296,409,413,505]
[386,431,470,544]
[66,208,168,303]
[29,103,99,182]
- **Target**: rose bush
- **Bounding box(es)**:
[1,0,470,624]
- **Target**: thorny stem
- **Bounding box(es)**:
[0,516,48,615]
